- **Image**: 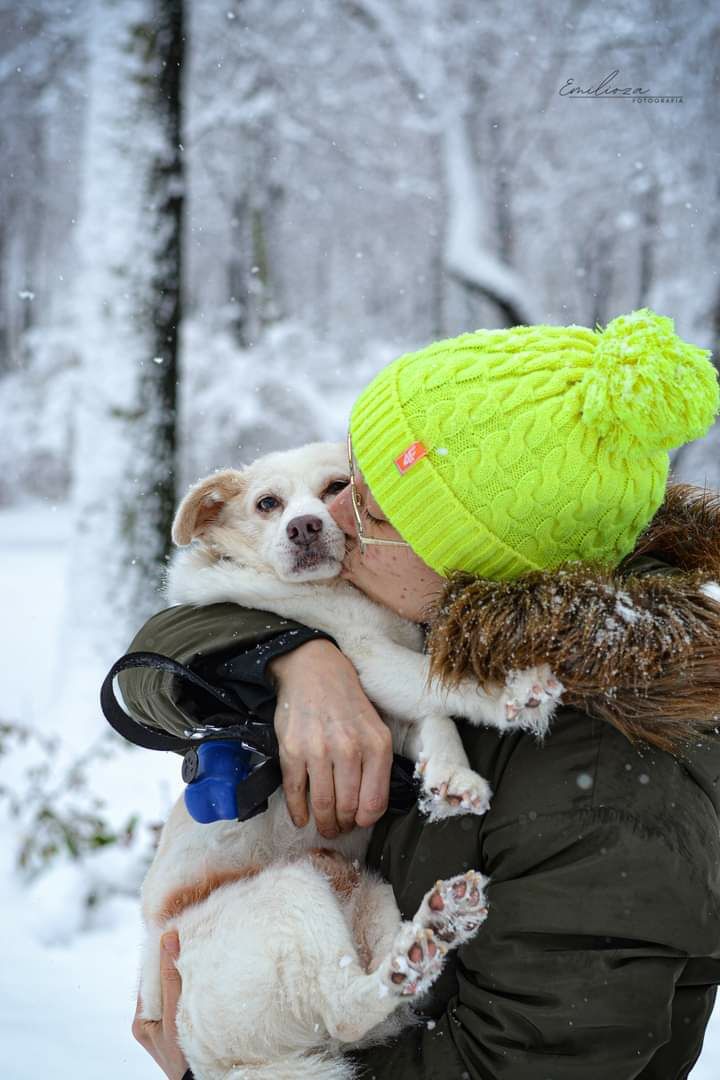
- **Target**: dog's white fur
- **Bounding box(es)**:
[138,442,562,1079]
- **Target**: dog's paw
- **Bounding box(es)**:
[415,758,492,820]
[416,870,489,946]
[502,664,563,735]
[383,924,446,997]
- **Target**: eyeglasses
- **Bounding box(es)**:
[347,432,411,555]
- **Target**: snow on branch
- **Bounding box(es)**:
[443,115,541,327]
[342,0,540,327]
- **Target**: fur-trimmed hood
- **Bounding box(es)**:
[427,484,720,753]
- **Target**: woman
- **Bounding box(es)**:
[129,308,720,1079]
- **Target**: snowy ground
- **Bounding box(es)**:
[0,503,182,1079]
[0,502,719,1078]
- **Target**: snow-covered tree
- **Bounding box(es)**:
[68,0,184,655]
[1,0,719,502]
[0,0,85,371]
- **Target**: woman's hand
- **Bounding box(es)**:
[132,932,190,1080]
[269,639,393,838]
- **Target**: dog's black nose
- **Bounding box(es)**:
[286,514,323,545]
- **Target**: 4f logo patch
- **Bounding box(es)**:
[394,441,428,474]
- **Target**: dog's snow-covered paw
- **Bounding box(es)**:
[383,924,446,998]
[416,870,489,946]
[415,758,492,821]
[502,664,563,735]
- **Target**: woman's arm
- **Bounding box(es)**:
[269,641,393,837]
[117,604,393,838]
[117,603,334,738]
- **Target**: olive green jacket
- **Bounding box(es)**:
[119,485,720,1079]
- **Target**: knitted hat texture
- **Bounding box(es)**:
[349,308,719,580]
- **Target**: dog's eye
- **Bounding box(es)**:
[256,495,281,513]
[324,479,349,498]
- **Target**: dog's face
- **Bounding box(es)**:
[172,442,350,582]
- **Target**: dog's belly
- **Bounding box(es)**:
[143,790,372,924]
[170,861,366,1069]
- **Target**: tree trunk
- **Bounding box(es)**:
[637,181,659,307]
[227,195,249,348]
[68,0,184,657]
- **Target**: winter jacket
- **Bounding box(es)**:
[119,483,720,1080]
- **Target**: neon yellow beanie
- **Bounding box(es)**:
[349,308,720,580]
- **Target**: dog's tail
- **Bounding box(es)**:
[222,1050,355,1080]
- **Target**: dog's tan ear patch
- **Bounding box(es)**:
[172,470,246,546]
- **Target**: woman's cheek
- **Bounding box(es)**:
[341,547,393,592]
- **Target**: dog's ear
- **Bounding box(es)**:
[172,470,246,546]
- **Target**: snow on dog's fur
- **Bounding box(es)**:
[138,442,562,1079]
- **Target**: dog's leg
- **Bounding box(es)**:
[317,870,488,1044]
[351,645,492,819]
[348,875,402,973]
[412,665,562,818]
[352,641,562,818]
[437,663,564,737]
[137,923,164,1020]
[352,638,562,735]
[317,933,435,1044]
[406,711,493,820]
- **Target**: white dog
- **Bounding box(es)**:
[138,442,562,1079]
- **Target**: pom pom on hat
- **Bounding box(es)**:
[580,308,720,451]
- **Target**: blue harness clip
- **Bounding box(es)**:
[182,739,253,824]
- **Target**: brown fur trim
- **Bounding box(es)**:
[426,484,720,755]
[157,864,263,923]
[622,483,720,576]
